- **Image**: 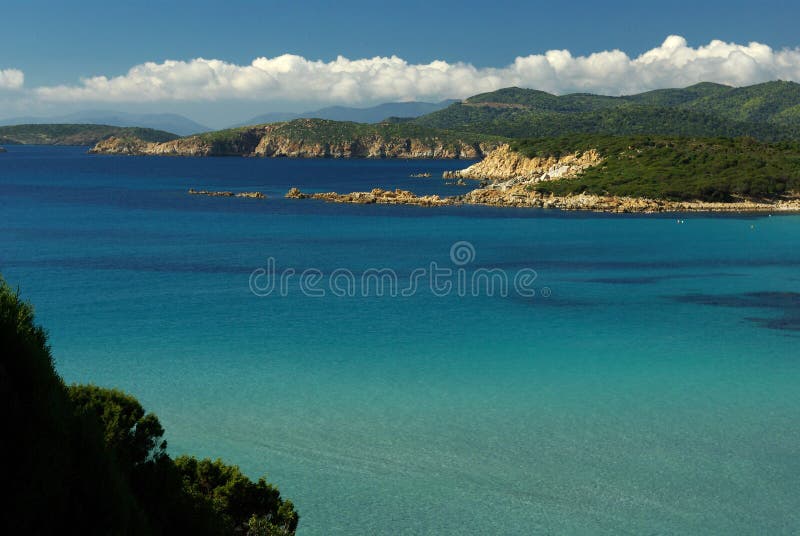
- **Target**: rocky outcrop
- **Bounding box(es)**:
[285,187,451,206]
[90,136,214,156]
[0,147,6,153]
[285,185,800,213]
[89,137,152,155]
[188,188,266,199]
[443,144,602,182]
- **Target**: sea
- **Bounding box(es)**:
[2,145,799,534]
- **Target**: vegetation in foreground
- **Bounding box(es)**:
[1,277,297,535]
[509,135,800,201]
[0,124,179,145]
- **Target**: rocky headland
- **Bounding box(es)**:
[90,120,500,159]
[283,143,800,213]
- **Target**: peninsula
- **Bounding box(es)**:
[285,136,800,213]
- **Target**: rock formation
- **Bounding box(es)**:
[188,189,266,199]
[442,144,602,182]
[285,187,451,206]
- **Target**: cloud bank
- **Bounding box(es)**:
[16,36,800,104]
[0,68,24,90]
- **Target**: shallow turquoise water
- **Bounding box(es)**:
[2,146,800,534]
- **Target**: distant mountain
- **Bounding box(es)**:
[0,111,209,136]
[412,81,800,140]
[0,124,179,146]
[235,100,456,127]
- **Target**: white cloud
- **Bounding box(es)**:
[28,36,800,104]
[0,68,24,90]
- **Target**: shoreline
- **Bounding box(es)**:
[284,186,800,213]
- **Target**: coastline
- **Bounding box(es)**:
[284,186,800,213]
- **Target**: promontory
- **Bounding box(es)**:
[89,119,502,158]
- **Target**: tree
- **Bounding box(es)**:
[69,384,168,471]
[1,275,299,534]
[176,456,299,534]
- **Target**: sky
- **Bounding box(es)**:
[2,0,800,127]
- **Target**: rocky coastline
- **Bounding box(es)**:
[89,122,498,159]
[284,185,800,213]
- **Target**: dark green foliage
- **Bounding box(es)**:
[1,277,298,534]
[0,124,179,145]
[69,385,168,471]
[413,81,800,141]
[1,277,150,534]
[511,135,800,201]
[176,456,299,534]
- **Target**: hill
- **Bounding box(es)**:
[0,124,180,145]
[412,82,800,140]
[0,111,209,136]
[90,118,504,158]
[235,100,455,127]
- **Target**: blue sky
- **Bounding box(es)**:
[1,0,800,126]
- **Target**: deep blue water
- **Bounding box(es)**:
[2,145,800,534]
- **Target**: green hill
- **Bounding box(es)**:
[509,135,800,201]
[0,124,179,145]
[413,82,800,140]
[199,118,503,151]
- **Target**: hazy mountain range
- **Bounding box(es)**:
[233,100,457,127]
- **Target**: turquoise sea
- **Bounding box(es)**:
[2,145,800,534]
